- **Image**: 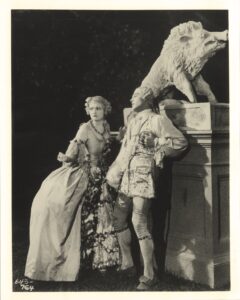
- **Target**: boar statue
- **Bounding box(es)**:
[140,21,228,103]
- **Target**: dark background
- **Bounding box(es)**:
[12,10,229,281]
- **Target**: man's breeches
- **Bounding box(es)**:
[113,193,152,239]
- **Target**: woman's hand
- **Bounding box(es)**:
[90,166,101,180]
[57,152,71,162]
[57,152,79,167]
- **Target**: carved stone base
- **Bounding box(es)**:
[161,102,229,288]
[165,251,230,288]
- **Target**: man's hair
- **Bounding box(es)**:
[131,86,154,103]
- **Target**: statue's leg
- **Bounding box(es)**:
[192,74,217,103]
[113,193,133,270]
[173,72,197,103]
[132,196,155,280]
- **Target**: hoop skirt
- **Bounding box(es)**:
[24,136,119,281]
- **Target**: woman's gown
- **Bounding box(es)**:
[24,121,120,281]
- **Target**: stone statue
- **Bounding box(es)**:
[140,21,228,103]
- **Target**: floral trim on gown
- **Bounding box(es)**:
[81,155,120,271]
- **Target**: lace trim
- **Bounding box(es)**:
[92,259,120,270]
[87,120,110,142]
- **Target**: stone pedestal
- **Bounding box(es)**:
[160,102,229,288]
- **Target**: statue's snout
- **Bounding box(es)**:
[212,29,228,42]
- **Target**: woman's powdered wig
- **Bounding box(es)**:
[85,96,112,116]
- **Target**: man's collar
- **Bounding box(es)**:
[135,108,153,118]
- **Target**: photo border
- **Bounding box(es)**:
[1,0,240,299]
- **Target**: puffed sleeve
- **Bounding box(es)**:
[73,123,88,143]
[57,123,89,164]
[151,112,188,166]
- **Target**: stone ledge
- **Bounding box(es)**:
[159,102,229,132]
[123,102,229,132]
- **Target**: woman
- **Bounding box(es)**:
[24,96,120,282]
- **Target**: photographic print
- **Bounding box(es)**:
[1,1,240,300]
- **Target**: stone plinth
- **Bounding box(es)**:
[160,102,229,288]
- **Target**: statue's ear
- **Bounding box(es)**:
[179,35,192,43]
[195,22,202,30]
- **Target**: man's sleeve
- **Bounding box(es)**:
[152,112,188,161]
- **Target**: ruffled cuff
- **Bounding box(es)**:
[57,152,74,163]
[154,137,173,148]
[57,139,90,166]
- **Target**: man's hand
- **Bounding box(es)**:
[116,126,127,142]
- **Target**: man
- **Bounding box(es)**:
[106,86,188,290]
